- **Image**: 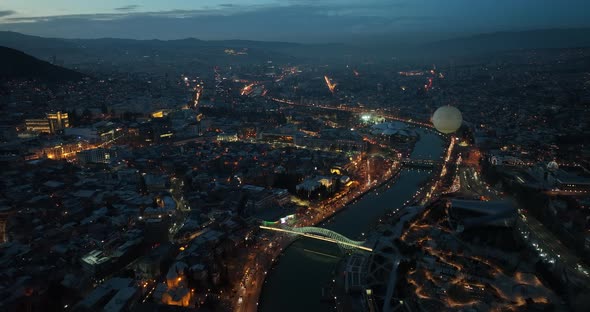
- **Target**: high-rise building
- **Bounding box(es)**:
[47,112,69,131]
[24,118,51,133]
[25,111,69,134]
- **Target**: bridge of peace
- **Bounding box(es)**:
[259,221,374,252]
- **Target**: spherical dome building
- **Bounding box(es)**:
[547,161,559,172]
[432,105,463,134]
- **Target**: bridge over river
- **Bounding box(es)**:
[401,158,441,169]
[258,128,445,312]
[259,225,373,252]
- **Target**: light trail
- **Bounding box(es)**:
[193,83,202,108]
[268,96,435,128]
[407,277,432,300]
[324,75,337,94]
[424,77,433,91]
[445,297,478,308]
[241,83,255,96]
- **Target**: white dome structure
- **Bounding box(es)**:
[547,161,559,171]
[432,105,463,134]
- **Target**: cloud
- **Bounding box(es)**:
[0,10,16,18]
[114,5,140,12]
[2,1,408,23]
[0,4,281,24]
[0,4,438,43]
[0,0,587,43]
[2,10,212,23]
[11,1,581,42]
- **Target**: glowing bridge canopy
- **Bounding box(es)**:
[259,225,372,252]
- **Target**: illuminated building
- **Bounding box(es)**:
[224,48,248,55]
[76,148,113,165]
[296,177,335,197]
[48,112,69,129]
[25,118,53,133]
[294,135,366,152]
[217,133,238,142]
[25,111,69,134]
[154,262,193,307]
[398,70,424,76]
[360,114,386,124]
[240,126,257,139]
[37,141,92,160]
[80,239,143,276]
[81,250,112,275]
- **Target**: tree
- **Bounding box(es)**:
[570,290,590,312]
[100,103,108,114]
[67,109,80,127]
[138,175,147,194]
[81,108,92,123]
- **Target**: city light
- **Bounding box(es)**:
[324,75,337,94]
[3,16,585,312]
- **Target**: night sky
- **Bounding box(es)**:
[0,0,589,42]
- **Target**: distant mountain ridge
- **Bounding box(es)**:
[0,28,589,65]
[0,46,85,82]
[0,31,302,66]
[419,28,590,57]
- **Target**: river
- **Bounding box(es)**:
[258,129,444,312]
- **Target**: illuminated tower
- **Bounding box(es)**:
[47,111,69,133]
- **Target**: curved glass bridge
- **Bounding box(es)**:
[259,224,373,252]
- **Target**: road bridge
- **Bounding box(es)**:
[401,158,441,169]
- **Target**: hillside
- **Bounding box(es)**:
[0,31,303,66]
[0,46,85,82]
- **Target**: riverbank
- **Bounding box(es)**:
[238,159,404,312]
[257,129,446,312]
